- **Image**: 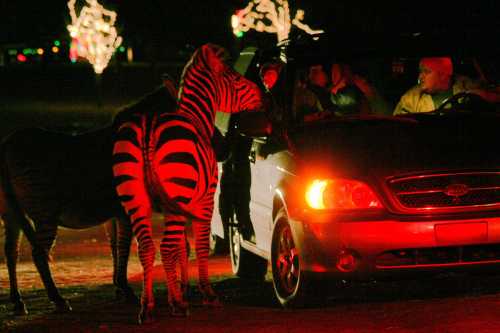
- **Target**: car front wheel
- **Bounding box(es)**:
[271,208,314,307]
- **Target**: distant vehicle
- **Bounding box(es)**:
[211,34,500,307]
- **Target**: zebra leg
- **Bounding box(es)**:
[103,219,118,275]
[120,208,156,325]
[193,219,221,307]
[160,214,189,317]
[31,221,72,313]
[116,214,138,304]
[180,229,190,303]
[113,127,157,324]
[103,216,138,304]
[3,213,28,315]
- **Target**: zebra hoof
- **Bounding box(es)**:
[169,300,189,317]
[53,299,72,313]
[138,307,155,325]
[13,301,28,316]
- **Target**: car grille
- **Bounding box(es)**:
[376,244,500,268]
[387,172,500,213]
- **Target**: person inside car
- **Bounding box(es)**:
[307,64,334,111]
[393,57,500,115]
[331,63,391,115]
[260,62,282,92]
[297,63,377,121]
[328,63,371,116]
[260,61,285,123]
[293,64,335,121]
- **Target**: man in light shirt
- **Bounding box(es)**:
[394,57,499,115]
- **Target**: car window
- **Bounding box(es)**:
[231,34,499,135]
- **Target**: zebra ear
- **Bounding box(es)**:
[203,43,228,74]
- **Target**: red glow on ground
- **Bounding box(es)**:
[0,226,233,290]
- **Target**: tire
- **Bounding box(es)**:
[271,208,314,308]
[229,215,268,279]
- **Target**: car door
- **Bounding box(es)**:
[248,138,274,251]
[247,58,290,253]
[249,137,292,253]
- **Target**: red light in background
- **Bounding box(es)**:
[17,54,27,62]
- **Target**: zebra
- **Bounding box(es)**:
[112,43,263,323]
[0,79,177,315]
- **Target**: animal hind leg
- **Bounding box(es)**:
[193,218,221,307]
[3,213,28,315]
[107,213,138,304]
[31,220,72,312]
[180,229,190,303]
[113,130,157,323]
[103,219,118,284]
[115,178,156,323]
[160,213,189,316]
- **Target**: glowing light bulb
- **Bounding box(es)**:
[67,0,122,74]
[231,0,323,43]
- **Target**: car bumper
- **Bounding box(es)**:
[290,214,500,280]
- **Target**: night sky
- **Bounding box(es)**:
[1,1,498,52]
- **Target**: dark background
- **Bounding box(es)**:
[0,0,498,135]
[1,1,499,57]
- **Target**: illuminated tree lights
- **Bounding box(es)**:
[67,0,122,74]
[231,0,324,43]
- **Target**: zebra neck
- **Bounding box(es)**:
[177,103,214,141]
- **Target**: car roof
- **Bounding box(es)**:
[258,30,499,65]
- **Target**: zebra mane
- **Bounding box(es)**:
[177,43,229,100]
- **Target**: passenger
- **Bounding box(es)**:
[298,63,385,121]
[293,65,330,121]
[335,63,390,115]
[328,63,371,116]
[307,64,333,110]
[260,61,285,125]
[260,62,282,91]
[393,57,500,115]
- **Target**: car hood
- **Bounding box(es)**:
[289,114,500,178]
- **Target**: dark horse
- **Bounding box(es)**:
[0,80,177,315]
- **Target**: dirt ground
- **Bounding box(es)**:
[4,225,500,333]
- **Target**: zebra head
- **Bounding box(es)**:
[179,43,263,118]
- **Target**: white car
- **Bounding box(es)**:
[211,35,500,307]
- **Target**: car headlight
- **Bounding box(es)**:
[305,178,383,210]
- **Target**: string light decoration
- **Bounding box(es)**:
[231,0,324,44]
[67,0,122,74]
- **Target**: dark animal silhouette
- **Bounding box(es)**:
[0,82,177,315]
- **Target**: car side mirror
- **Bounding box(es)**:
[236,112,272,138]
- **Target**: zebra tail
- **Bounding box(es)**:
[0,138,37,245]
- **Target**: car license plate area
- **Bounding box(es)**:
[435,222,487,245]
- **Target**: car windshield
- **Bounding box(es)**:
[260,33,500,125]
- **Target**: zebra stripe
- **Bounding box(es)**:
[112,43,262,322]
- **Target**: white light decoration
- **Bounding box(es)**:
[231,0,324,44]
[67,0,122,74]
